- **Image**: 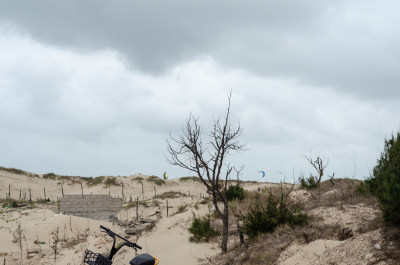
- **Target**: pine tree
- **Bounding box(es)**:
[370,132,400,225]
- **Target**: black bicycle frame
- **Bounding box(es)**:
[100,225,142,260]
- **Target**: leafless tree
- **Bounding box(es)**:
[328,172,335,186]
[51,227,60,264]
[167,93,245,253]
[303,154,329,186]
[278,180,296,205]
[276,171,296,204]
[12,223,24,265]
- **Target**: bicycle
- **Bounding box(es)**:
[84,225,159,265]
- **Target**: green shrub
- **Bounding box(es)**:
[368,132,400,225]
[43,173,57,180]
[37,198,51,203]
[355,178,374,195]
[154,191,186,199]
[189,213,219,243]
[104,177,118,187]
[226,185,245,201]
[57,175,85,185]
[241,194,308,238]
[300,176,318,190]
[147,176,165,186]
[83,176,105,186]
[133,177,144,182]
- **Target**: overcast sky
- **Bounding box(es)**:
[0,1,399,181]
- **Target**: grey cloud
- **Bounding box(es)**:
[1,0,395,99]
[0,1,325,73]
[1,12,399,180]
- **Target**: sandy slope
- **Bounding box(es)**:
[2,169,396,265]
[0,169,248,265]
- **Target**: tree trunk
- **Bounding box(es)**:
[221,202,229,253]
[237,220,244,246]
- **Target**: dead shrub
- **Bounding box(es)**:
[337,227,354,241]
[302,178,377,210]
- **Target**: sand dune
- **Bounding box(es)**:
[1,168,397,265]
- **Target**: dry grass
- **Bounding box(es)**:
[179,176,201,182]
[299,178,377,210]
[154,191,187,199]
[202,178,387,265]
[62,238,86,249]
[173,204,188,215]
[205,220,365,265]
[124,200,150,209]
[0,167,39,178]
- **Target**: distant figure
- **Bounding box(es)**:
[163,172,168,180]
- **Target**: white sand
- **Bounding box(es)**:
[1,169,385,265]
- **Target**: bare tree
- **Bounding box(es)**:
[12,223,24,265]
[167,93,245,253]
[303,154,329,186]
[51,227,60,264]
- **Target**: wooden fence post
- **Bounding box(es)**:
[122,183,124,200]
[136,197,139,221]
[166,199,169,218]
[141,182,144,200]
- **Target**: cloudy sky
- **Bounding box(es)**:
[0,1,399,181]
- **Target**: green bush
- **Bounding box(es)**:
[43,172,57,180]
[133,176,144,182]
[189,213,219,243]
[83,176,105,186]
[147,176,165,186]
[355,178,374,195]
[241,194,308,238]
[368,132,400,225]
[226,185,245,201]
[104,177,118,187]
[300,176,318,190]
[37,198,51,203]
[154,191,186,199]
